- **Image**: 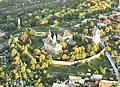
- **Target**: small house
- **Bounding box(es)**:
[52,83,66,87]
[99,80,118,87]
[97,16,111,26]
[52,83,76,87]
[90,74,103,81]
[69,75,85,84]
[113,13,120,21]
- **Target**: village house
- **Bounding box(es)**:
[84,81,98,87]
[90,74,103,81]
[97,16,111,26]
[99,80,118,87]
[43,30,62,55]
[113,13,120,21]
[52,83,76,87]
[68,75,85,85]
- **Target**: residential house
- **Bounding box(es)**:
[69,75,85,84]
[84,81,98,87]
[97,16,111,26]
[52,83,76,87]
[52,83,67,87]
[113,13,120,21]
[99,80,118,87]
[90,74,103,81]
[66,83,76,87]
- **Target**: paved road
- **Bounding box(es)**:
[84,36,120,86]
[100,41,120,87]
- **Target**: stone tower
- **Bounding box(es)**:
[93,26,101,44]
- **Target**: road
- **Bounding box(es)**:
[100,41,120,87]
[84,35,120,86]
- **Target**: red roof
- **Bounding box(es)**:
[99,80,117,87]
[103,19,111,25]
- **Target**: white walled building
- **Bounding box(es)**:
[93,26,101,44]
[52,83,66,87]
[43,30,62,55]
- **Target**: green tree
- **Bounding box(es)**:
[116,56,120,64]
[106,46,111,52]
[111,82,118,87]
[39,54,45,63]
[28,29,36,36]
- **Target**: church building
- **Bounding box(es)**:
[43,30,62,55]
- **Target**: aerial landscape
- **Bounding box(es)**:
[0,0,120,87]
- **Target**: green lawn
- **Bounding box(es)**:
[31,36,43,49]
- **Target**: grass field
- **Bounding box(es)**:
[31,36,43,49]
[47,54,111,75]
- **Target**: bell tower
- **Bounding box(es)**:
[52,34,57,44]
[48,29,52,40]
[93,26,101,44]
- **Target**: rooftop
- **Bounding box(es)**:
[59,29,72,37]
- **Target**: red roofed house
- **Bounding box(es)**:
[97,16,111,26]
[99,80,118,87]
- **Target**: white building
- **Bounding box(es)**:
[52,83,76,87]
[52,83,67,87]
[43,30,62,55]
[93,26,101,44]
[90,74,103,81]
[69,75,85,84]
